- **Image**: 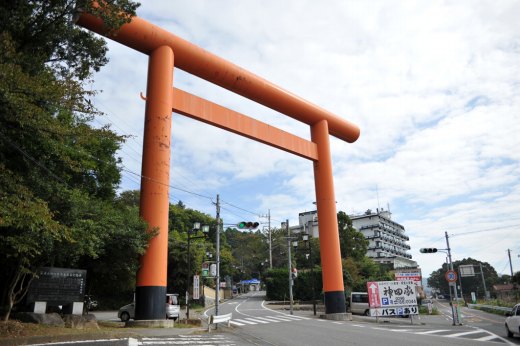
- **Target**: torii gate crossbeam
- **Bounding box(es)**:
[77,11,360,320]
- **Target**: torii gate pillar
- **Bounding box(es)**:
[136,45,174,320]
[312,120,346,315]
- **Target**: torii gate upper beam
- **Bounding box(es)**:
[76,13,360,143]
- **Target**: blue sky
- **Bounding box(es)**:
[89,1,520,280]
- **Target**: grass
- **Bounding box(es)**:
[0,321,126,340]
[0,318,200,342]
[419,306,439,315]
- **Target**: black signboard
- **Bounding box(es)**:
[27,267,87,305]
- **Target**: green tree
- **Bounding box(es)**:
[513,271,520,285]
[427,258,499,299]
[0,0,141,319]
[167,202,216,295]
[338,211,368,260]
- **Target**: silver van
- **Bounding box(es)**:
[118,293,180,322]
[349,292,369,316]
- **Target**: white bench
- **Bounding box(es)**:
[207,312,232,332]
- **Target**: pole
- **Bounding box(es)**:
[186,231,191,320]
[309,227,316,316]
[311,120,346,315]
[458,266,464,306]
[268,209,272,269]
[508,249,514,281]
[445,231,460,325]
[134,45,173,320]
[286,219,294,315]
[479,263,487,299]
[215,194,221,320]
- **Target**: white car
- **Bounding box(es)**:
[505,303,520,338]
[118,294,180,322]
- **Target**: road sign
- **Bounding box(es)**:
[367,281,418,308]
[445,270,458,282]
[459,265,475,277]
[395,269,422,285]
[202,261,216,278]
[193,275,200,300]
[369,305,418,317]
[367,282,381,307]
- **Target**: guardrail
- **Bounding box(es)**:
[208,312,232,332]
[467,303,513,314]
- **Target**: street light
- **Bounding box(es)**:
[186,222,209,321]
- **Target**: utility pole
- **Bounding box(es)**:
[215,194,221,320]
[268,209,272,269]
[445,231,461,326]
[284,219,294,315]
[508,249,514,281]
[479,263,488,299]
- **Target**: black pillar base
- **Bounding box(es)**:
[324,290,346,314]
[135,286,166,320]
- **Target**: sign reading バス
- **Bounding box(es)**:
[367,281,418,309]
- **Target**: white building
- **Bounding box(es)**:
[350,208,417,268]
[292,208,418,269]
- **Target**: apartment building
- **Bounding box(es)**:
[292,208,418,269]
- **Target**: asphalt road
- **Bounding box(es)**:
[88,293,519,346]
[201,292,516,346]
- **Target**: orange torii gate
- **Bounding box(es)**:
[77,12,360,320]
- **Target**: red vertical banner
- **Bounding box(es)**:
[367,282,380,308]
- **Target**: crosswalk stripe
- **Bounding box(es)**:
[446,330,482,338]
[233,318,258,325]
[266,315,294,321]
[415,329,450,334]
[253,316,283,322]
[244,317,269,324]
[475,334,499,341]
[139,335,235,345]
[275,314,309,320]
[230,320,245,326]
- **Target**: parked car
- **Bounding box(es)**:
[505,303,520,338]
[118,293,180,322]
[349,292,369,316]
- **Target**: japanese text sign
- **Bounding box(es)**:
[367,281,417,308]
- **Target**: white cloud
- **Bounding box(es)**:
[88,0,520,280]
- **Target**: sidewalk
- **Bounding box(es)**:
[266,301,427,326]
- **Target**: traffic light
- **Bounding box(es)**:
[420,248,438,253]
[237,221,259,229]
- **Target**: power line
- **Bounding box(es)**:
[450,224,520,237]
[221,200,262,217]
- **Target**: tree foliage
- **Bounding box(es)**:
[0,0,143,319]
[338,211,368,260]
[167,202,216,295]
[427,258,499,299]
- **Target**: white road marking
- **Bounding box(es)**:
[414,329,450,334]
[445,330,483,338]
[475,335,500,341]
[233,318,258,325]
[244,317,269,324]
[230,320,245,326]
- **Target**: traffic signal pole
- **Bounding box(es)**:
[445,231,461,325]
